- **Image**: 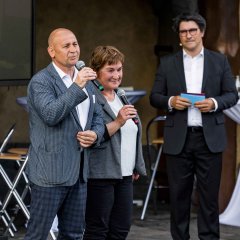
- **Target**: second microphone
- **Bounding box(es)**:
[116,89,139,125]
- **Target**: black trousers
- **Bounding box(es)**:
[166,129,222,240]
[83,176,133,240]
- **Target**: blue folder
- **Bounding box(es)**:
[180,93,205,105]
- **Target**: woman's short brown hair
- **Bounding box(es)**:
[89,46,124,72]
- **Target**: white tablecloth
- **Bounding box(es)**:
[220,100,240,227]
[223,99,240,124]
[219,170,240,227]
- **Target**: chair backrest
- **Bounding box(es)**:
[146,115,166,146]
[145,116,166,172]
[0,123,16,153]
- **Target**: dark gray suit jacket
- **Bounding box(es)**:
[88,85,146,179]
[26,63,105,187]
[150,49,238,155]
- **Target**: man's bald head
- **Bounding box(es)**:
[48,28,75,47]
[47,28,80,71]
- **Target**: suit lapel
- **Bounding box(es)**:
[97,89,116,120]
[174,51,187,92]
[47,64,67,94]
[47,63,82,129]
[93,84,116,120]
[71,109,81,130]
[102,101,116,120]
[201,49,209,92]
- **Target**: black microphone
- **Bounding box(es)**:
[75,60,104,91]
[116,89,139,125]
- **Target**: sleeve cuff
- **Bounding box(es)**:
[168,96,174,111]
[210,98,218,112]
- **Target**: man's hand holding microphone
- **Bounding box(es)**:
[75,64,97,88]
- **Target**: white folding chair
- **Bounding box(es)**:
[0,124,15,153]
[0,124,17,236]
[0,153,30,219]
[141,115,168,220]
[0,127,30,237]
[0,126,56,239]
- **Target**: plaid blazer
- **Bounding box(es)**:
[26,63,104,187]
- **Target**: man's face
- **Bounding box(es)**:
[48,30,80,69]
[179,21,204,55]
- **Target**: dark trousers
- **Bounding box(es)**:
[83,176,133,240]
[166,130,222,240]
[24,179,87,240]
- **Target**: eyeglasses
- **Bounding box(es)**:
[179,28,199,37]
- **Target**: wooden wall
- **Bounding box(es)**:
[200,0,240,213]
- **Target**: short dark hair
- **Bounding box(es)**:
[172,12,206,33]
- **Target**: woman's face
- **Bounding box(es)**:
[97,61,123,91]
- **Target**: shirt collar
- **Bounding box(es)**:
[52,62,78,81]
[183,47,204,58]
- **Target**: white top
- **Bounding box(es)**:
[52,62,90,129]
[183,48,204,126]
[108,93,138,176]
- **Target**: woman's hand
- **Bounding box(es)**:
[132,173,140,181]
[115,105,137,126]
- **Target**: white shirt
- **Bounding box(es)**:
[183,48,204,126]
[52,62,90,129]
[107,93,138,176]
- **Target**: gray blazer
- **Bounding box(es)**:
[88,85,146,179]
[26,63,105,187]
[150,49,238,154]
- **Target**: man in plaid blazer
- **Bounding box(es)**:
[24,28,104,240]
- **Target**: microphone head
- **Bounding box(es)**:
[75,60,85,70]
[116,88,126,97]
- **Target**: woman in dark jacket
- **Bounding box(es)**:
[80,46,146,240]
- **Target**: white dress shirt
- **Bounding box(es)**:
[183,48,204,126]
[52,62,90,129]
